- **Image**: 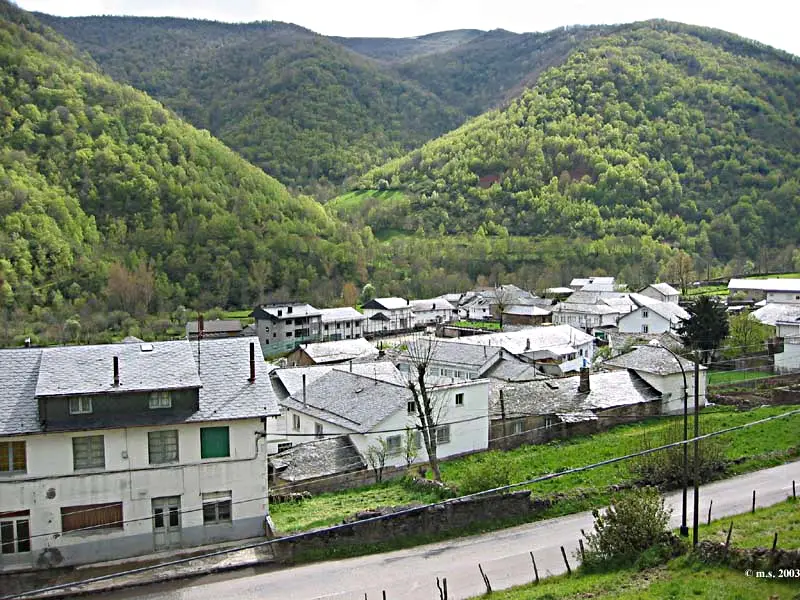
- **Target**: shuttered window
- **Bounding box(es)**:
[0,441,26,473]
[61,503,123,533]
[72,436,105,470]
[200,427,229,459]
[148,430,179,464]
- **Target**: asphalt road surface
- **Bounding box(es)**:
[92,461,799,600]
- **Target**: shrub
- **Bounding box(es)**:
[455,459,511,495]
[582,487,682,571]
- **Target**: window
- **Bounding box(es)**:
[385,435,402,455]
[511,421,525,435]
[277,442,292,453]
[642,310,649,318]
[148,430,179,464]
[407,400,416,414]
[292,414,301,431]
[149,391,172,409]
[545,417,554,429]
[641,324,650,333]
[314,423,324,439]
[455,393,464,406]
[0,511,30,554]
[285,319,293,325]
[200,427,229,459]
[73,435,105,470]
[286,332,293,338]
[0,441,26,474]
[435,425,451,445]
[69,397,92,415]
[61,503,123,533]
[202,492,232,525]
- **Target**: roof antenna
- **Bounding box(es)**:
[197,313,204,375]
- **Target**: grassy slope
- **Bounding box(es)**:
[482,499,800,600]
[270,405,800,532]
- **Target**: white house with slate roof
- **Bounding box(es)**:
[361,297,414,335]
[318,307,366,341]
[410,298,459,326]
[617,296,689,335]
[0,338,279,570]
[639,283,680,304]
[269,366,489,468]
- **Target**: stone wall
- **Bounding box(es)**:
[272,491,533,561]
[695,540,800,570]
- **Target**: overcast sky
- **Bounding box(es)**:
[15,0,800,56]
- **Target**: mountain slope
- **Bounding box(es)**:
[0,1,366,338]
[351,21,800,264]
[35,15,466,192]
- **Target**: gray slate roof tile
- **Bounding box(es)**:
[0,349,42,436]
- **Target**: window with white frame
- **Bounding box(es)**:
[148,430,179,464]
[407,400,416,414]
[72,435,105,470]
[385,435,402,455]
[455,393,464,406]
[0,510,30,554]
[544,417,554,429]
[149,391,172,409]
[435,424,451,445]
[512,420,525,435]
[69,397,93,415]
[202,491,232,525]
[642,310,649,318]
[292,414,300,431]
[314,423,323,439]
[642,324,650,333]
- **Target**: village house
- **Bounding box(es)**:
[458,294,493,321]
[397,339,503,380]
[728,278,800,304]
[616,297,689,334]
[603,345,707,414]
[569,276,616,292]
[250,302,322,357]
[318,306,366,341]
[501,304,552,326]
[286,338,379,367]
[639,283,681,304]
[490,369,662,450]
[185,319,244,339]
[409,298,459,327]
[361,297,414,335]
[450,324,595,375]
[0,338,279,570]
[774,318,800,373]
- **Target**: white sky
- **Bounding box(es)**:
[14,0,800,56]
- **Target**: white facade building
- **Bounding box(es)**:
[361,298,414,335]
[410,298,459,326]
[617,301,689,335]
[318,307,366,341]
[639,283,681,304]
[0,338,279,570]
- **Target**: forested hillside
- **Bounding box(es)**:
[36,15,466,193]
[352,22,800,268]
[0,1,370,344]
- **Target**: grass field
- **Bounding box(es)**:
[270,405,800,532]
[453,320,502,331]
[708,369,775,386]
[479,499,800,599]
[221,309,252,319]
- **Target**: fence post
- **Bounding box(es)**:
[752,490,756,513]
[478,563,492,594]
[530,551,539,584]
[560,546,572,575]
[772,532,778,552]
[725,522,734,548]
[707,500,713,525]
[579,539,585,562]
[793,480,796,500]
[436,577,448,600]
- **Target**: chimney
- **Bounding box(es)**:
[302,374,307,407]
[578,367,590,394]
[113,356,120,387]
[248,342,256,383]
[526,338,531,351]
[349,360,353,372]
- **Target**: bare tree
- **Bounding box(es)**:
[490,285,514,330]
[365,437,388,483]
[404,335,448,482]
[403,427,418,470]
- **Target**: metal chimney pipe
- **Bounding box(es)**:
[113,356,120,386]
[302,374,307,406]
[249,342,256,383]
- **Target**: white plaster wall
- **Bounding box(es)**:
[767,291,800,303]
[279,407,352,446]
[618,309,671,334]
[775,339,800,373]
[1,419,267,569]
[637,371,707,414]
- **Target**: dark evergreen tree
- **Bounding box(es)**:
[676,297,730,363]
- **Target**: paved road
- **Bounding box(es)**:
[94,462,799,600]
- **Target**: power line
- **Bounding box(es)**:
[4,408,798,600]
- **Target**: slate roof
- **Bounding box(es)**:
[281,370,409,433]
[607,331,684,352]
[271,362,403,398]
[318,307,366,323]
[623,296,689,323]
[190,337,281,422]
[752,302,800,326]
[403,339,501,369]
[454,325,594,355]
[553,302,620,316]
[0,349,42,436]
[297,338,378,364]
[603,345,704,375]
[250,303,321,321]
[490,370,660,422]
[545,287,575,295]
[409,298,457,312]
[186,319,243,335]
[270,435,365,482]
[729,278,800,293]
[362,297,409,310]
[36,340,202,397]
[503,305,551,316]
[646,283,680,297]
[480,357,543,382]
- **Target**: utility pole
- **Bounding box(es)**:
[693,355,700,546]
